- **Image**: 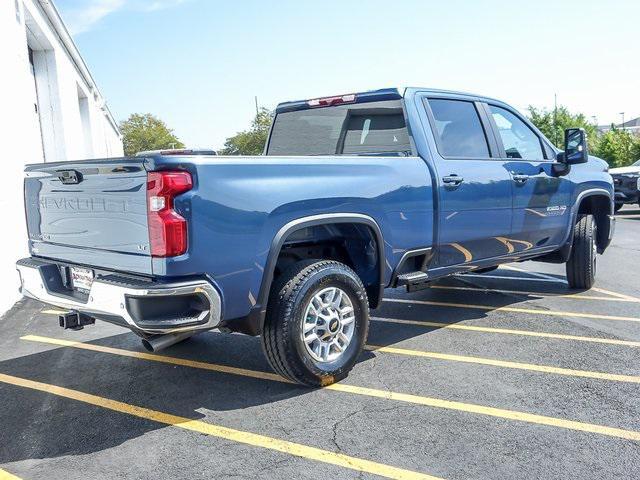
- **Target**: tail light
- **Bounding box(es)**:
[147,171,192,257]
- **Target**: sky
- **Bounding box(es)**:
[56,0,639,150]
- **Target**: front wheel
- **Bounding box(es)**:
[261,260,369,386]
[566,214,597,289]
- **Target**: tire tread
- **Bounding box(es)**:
[261,260,368,386]
[566,214,596,289]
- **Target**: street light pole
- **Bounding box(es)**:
[553,93,558,146]
[620,112,625,130]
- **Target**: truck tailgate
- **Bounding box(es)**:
[24,159,153,275]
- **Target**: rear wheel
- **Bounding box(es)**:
[566,214,597,289]
[261,260,369,386]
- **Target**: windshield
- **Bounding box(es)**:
[634,160,640,167]
[267,100,412,156]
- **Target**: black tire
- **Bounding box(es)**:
[261,260,369,386]
[566,214,597,289]
[614,202,623,213]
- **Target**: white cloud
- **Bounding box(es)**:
[63,0,125,34]
[143,0,189,12]
[61,0,191,35]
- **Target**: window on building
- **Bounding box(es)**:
[77,85,93,157]
[427,99,490,158]
[28,47,46,161]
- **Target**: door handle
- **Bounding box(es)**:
[512,173,529,184]
[442,175,464,186]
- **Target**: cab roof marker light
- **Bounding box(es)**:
[307,94,357,108]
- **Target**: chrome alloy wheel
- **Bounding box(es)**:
[302,287,356,363]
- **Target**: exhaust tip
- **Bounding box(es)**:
[140,331,196,353]
[141,339,154,352]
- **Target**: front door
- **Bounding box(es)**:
[486,104,571,250]
[423,97,513,269]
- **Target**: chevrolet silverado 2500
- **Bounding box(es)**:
[17,88,615,386]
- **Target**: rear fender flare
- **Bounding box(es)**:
[248,213,386,335]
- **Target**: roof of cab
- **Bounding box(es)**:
[275,87,507,114]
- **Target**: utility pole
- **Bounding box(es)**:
[619,112,629,165]
[255,96,259,116]
[553,93,558,147]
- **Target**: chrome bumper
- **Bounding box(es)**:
[16,258,221,335]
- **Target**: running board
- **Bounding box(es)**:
[396,271,430,292]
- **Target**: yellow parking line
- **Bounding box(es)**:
[501,266,640,302]
[427,284,639,303]
[36,310,640,349]
[0,469,21,480]
[0,372,438,480]
[23,335,289,383]
[503,265,640,301]
[364,345,640,384]
[383,298,640,323]
[591,287,640,302]
[23,332,637,387]
[42,309,67,315]
[371,317,640,348]
[20,335,640,441]
[332,383,640,441]
[460,273,566,284]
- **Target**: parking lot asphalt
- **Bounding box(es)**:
[1,206,639,480]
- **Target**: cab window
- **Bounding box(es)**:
[427,99,491,158]
[489,106,545,160]
[267,100,412,156]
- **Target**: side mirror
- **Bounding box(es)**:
[561,128,589,164]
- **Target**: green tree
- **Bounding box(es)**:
[527,105,599,150]
[631,137,640,163]
[119,113,184,156]
[593,127,639,168]
[220,108,272,155]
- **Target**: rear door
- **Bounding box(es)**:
[484,104,571,250]
[422,97,513,268]
[24,158,153,274]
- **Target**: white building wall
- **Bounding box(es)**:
[0,0,123,314]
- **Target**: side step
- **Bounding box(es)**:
[396,271,430,292]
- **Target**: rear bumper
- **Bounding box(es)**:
[16,257,222,335]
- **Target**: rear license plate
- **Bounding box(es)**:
[70,267,94,292]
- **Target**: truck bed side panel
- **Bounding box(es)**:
[148,155,434,320]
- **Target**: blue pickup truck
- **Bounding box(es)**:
[17,87,615,386]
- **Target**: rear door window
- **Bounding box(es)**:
[267,100,412,156]
[427,99,491,158]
